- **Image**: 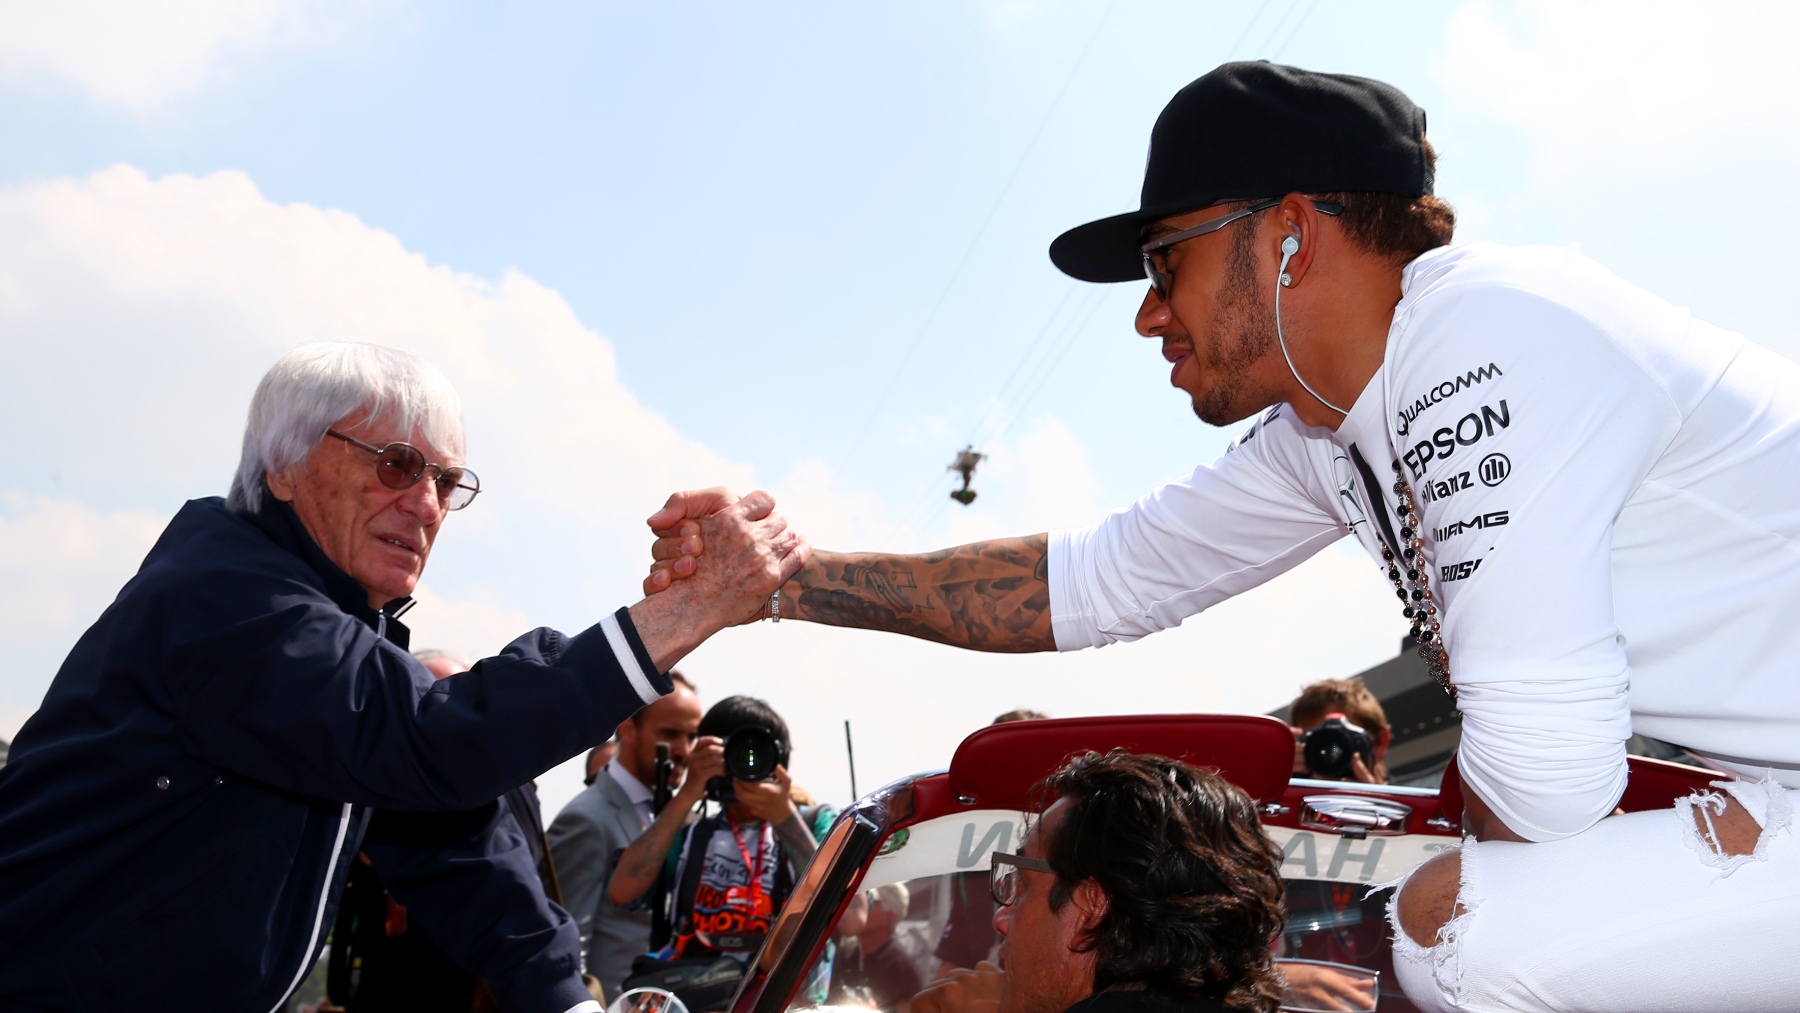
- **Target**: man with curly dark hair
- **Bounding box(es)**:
[914,750,1285,1013]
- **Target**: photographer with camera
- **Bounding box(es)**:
[1278,678,1391,1011]
[1288,677,1390,784]
[606,696,823,987]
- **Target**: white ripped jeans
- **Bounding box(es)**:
[1388,777,1800,1012]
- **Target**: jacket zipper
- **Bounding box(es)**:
[274,608,386,1011]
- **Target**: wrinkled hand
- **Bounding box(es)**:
[652,489,806,622]
[1278,961,1376,1012]
[627,489,810,672]
[913,962,1002,1013]
[643,488,740,594]
[733,764,795,824]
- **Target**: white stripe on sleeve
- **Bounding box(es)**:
[600,611,661,705]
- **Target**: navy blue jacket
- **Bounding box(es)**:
[0,496,670,1012]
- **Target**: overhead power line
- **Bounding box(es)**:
[1271,0,1322,59]
[831,1,1117,480]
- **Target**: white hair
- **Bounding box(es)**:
[869,882,910,918]
[228,343,465,512]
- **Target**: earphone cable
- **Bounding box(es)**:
[1274,245,1349,416]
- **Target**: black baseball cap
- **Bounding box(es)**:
[1049,61,1433,283]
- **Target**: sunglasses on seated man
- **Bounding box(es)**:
[326,429,482,510]
[1140,196,1343,299]
[990,850,1056,907]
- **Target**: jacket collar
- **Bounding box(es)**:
[236,488,414,646]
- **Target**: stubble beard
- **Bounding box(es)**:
[1189,229,1278,427]
[999,961,1093,1013]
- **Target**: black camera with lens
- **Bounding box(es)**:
[705,726,789,803]
[1300,714,1375,780]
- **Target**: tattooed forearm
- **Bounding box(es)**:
[779,535,1054,652]
[607,796,690,905]
[774,809,818,869]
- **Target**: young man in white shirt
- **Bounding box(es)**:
[652,62,1800,1011]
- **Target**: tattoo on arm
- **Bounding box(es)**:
[781,535,1054,652]
[774,809,818,869]
[607,802,689,905]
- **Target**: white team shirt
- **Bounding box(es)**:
[1050,241,1800,842]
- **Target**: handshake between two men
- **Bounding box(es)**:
[641,487,1057,654]
[626,489,812,670]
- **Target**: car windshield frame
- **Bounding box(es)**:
[733,771,923,1013]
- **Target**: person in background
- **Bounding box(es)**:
[834,883,924,1009]
[608,696,821,965]
[328,650,567,1012]
[1274,677,1388,1010]
[584,737,619,788]
[1288,677,1389,784]
[990,709,1048,725]
[786,782,842,846]
[933,709,1049,980]
[913,750,1286,1013]
[548,672,702,1004]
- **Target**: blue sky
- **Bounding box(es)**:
[4,0,1797,813]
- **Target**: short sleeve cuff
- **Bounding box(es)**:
[1048,526,1102,652]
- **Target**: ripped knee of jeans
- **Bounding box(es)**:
[1676,775,1793,877]
[1384,842,1478,1002]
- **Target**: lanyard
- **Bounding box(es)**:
[725,814,767,907]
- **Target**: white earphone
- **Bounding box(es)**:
[1273,229,1349,415]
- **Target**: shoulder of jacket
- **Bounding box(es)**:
[141,498,319,590]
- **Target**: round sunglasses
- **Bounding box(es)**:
[326,430,481,510]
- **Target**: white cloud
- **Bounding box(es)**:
[0,493,166,644]
[0,493,167,738]
[0,164,1404,816]
[0,165,750,545]
[1440,1,1800,159]
[0,0,380,114]
[1431,1,1800,355]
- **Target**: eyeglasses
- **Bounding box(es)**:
[326,430,482,510]
[990,850,1055,907]
[1140,197,1344,299]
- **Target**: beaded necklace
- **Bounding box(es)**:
[1380,460,1455,700]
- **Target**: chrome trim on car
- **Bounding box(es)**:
[1288,776,1442,797]
[1299,795,1414,837]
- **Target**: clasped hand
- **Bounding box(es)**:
[640,487,805,620]
[642,488,791,614]
[626,488,807,671]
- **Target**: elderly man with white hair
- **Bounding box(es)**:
[0,343,804,1013]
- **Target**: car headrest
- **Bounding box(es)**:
[948,713,1295,809]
